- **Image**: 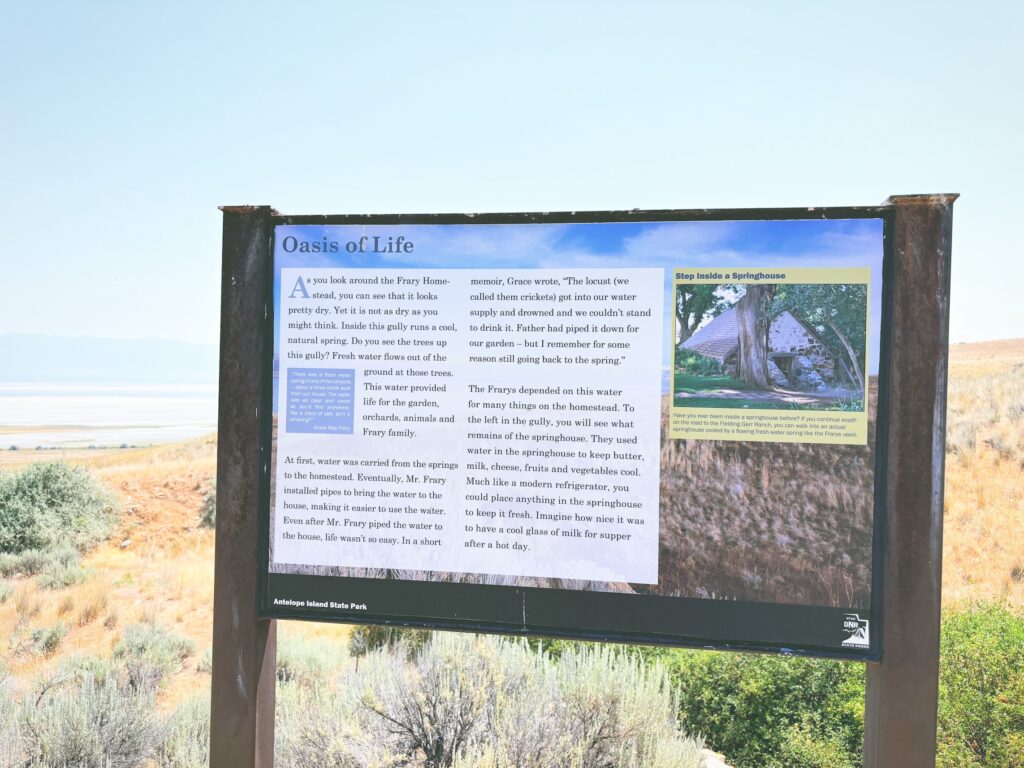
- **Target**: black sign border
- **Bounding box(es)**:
[256,205,894,661]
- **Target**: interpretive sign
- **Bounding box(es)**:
[214,197,956,768]
[256,209,891,658]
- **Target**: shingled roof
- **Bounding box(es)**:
[681,308,740,362]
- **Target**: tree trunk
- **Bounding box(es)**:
[675,300,695,345]
[736,285,775,389]
[675,291,699,346]
[825,313,864,391]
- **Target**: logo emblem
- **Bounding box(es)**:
[841,613,869,648]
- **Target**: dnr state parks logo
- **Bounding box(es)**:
[841,613,870,648]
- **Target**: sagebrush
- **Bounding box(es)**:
[0,462,118,556]
[277,632,704,768]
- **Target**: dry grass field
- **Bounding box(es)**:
[944,338,1024,606]
[0,338,1020,725]
[0,435,346,717]
[654,338,1024,608]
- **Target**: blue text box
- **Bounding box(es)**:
[286,368,355,434]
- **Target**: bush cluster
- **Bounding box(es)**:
[277,632,705,768]
[0,622,200,767]
[347,623,429,660]
[112,622,196,690]
[667,649,863,768]
[0,462,118,570]
[1,631,704,768]
[676,348,723,377]
[936,603,1024,768]
[665,601,1024,768]
[200,478,216,528]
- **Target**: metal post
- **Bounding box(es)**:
[863,193,957,767]
[210,206,278,768]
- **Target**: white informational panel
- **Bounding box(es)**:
[274,267,664,584]
[259,212,891,659]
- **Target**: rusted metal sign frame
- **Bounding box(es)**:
[862,194,957,768]
[211,207,277,768]
[256,205,893,660]
[211,195,955,768]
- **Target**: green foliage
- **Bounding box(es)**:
[37,560,89,590]
[0,679,20,768]
[833,397,866,412]
[0,581,12,604]
[59,655,120,688]
[667,650,863,768]
[113,623,196,686]
[347,623,429,659]
[30,623,68,657]
[277,633,346,686]
[772,283,868,380]
[156,697,210,768]
[279,632,704,768]
[937,602,1024,768]
[0,549,49,577]
[676,284,729,342]
[200,478,216,528]
[775,722,858,768]
[674,372,751,393]
[0,462,118,555]
[667,602,1024,768]
[676,348,723,377]
[9,659,209,767]
[20,672,160,768]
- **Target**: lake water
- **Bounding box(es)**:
[0,383,218,449]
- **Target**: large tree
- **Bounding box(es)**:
[772,283,867,390]
[675,285,728,346]
[735,284,777,388]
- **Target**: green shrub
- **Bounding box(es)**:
[0,462,118,555]
[113,623,195,687]
[157,697,210,768]
[775,722,858,768]
[1,547,61,577]
[200,479,216,528]
[277,684,359,768]
[667,650,863,768]
[278,632,704,768]
[0,544,82,588]
[30,624,68,657]
[20,673,159,767]
[666,601,1024,768]
[0,679,20,768]
[676,348,723,377]
[59,655,119,687]
[347,623,428,660]
[0,581,12,604]
[38,560,89,590]
[937,602,1024,768]
[277,633,346,686]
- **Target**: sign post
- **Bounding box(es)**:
[211,196,955,768]
[211,206,278,768]
[863,194,957,768]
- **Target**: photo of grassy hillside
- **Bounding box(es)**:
[649,384,876,605]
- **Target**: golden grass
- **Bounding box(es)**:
[943,338,1024,606]
[0,433,348,712]
[0,340,1020,712]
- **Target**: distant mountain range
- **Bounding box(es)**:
[0,334,218,384]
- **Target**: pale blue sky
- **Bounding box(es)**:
[1,2,1020,346]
